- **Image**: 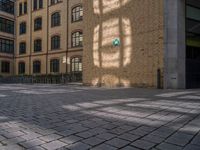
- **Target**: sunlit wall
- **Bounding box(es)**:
[83,0,164,87]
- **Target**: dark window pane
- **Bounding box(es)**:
[1,61,10,73]
[33,61,41,73]
[51,12,61,27]
[18,62,25,74]
[50,59,59,73]
[0,38,14,54]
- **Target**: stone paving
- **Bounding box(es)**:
[0,84,199,150]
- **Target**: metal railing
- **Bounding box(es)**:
[0,73,82,84]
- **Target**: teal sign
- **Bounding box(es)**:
[112,38,120,46]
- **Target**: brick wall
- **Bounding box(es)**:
[83,0,164,88]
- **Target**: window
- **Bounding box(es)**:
[0,0,14,14]
[72,31,83,47]
[18,62,25,74]
[34,17,42,31]
[71,57,82,72]
[33,0,37,10]
[33,60,41,74]
[19,1,27,16]
[24,2,27,14]
[34,39,42,52]
[19,42,26,54]
[51,0,61,5]
[50,59,59,73]
[72,5,83,22]
[20,22,26,35]
[1,61,10,73]
[51,35,60,50]
[0,17,14,34]
[19,3,23,15]
[51,12,60,27]
[0,38,14,54]
[33,0,43,10]
[39,0,43,9]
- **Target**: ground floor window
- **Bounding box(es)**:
[1,61,10,73]
[50,59,59,73]
[18,62,25,74]
[33,60,41,74]
[71,57,82,72]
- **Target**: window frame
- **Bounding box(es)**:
[50,59,60,73]
[33,60,41,74]
[71,57,82,73]
[1,61,10,73]
[18,62,26,74]
[34,39,42,52]
[51,35,60,50]
[51,12,61,27]
[34,17,42,31]
[72,5,83,23]
[71,31,83,48]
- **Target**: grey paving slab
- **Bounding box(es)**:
[0,84,200,150]
[131,139,156,150]
[105,138,130,148]
[41,140,67,150]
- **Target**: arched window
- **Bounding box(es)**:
[19,42,26,54]
[33,60,41,74]
[72,31,83,47]
[51,35,60,50]
[51,12,60,27]
[34,17,42,31]
[34,39,42,52]
[72,5,83,22]
[71,57,82,72]
[50,59,59,73]
[18,62,25,74]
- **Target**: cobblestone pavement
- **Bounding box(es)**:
[0,84,200,150]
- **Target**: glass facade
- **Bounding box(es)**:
[0,0,14,14]
[186,0,200,88]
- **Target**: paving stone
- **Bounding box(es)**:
[66,142,91,150]
[183,144,200,150]
[82,137,105,146]
[105,138,130,148]
[3,131,25,139]
[131,139,156,150]
[156,142,183,150]
[39,134,62,142]
[60,135,83,144]
[165,132,194,146]
[120,146,140,150]
[76,131,97,138]
[142,134,164,144]
[0,144,24,150]
[19,139,46,148]
[119,133,140,142]
[21,132,42,140]
[28,146,46,150]
[91,144,117,150]
[96,133,116,140]
[191,134,200,146]
[41,140,66,150]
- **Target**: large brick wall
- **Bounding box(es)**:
[83,0,164,88]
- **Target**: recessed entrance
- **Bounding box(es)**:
[186,0,200,88]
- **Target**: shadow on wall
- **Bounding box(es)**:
[83,0,164,88]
